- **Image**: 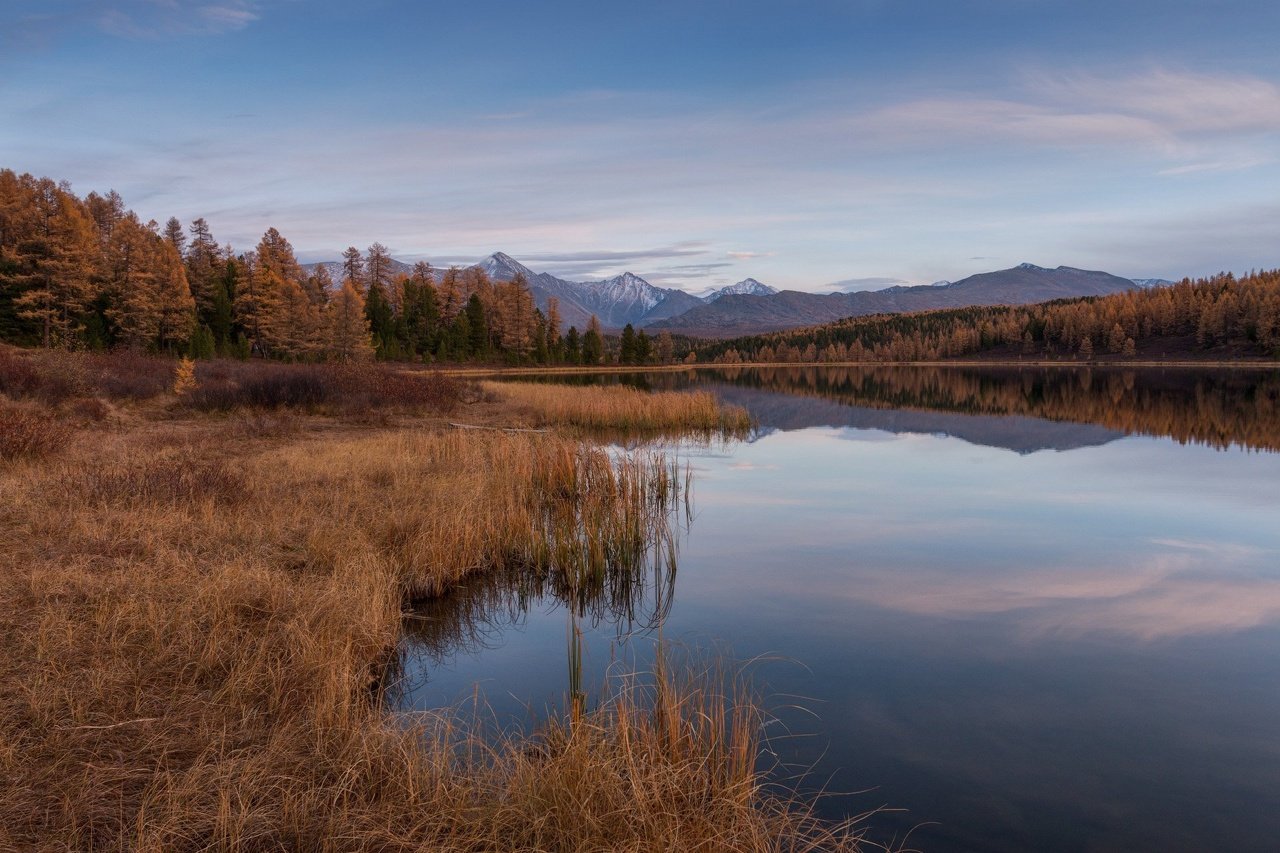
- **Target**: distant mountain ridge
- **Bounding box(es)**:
[647,263,1142,337]
[476,252,703,330]
[702,278,778,302]
[303,253,1161,336]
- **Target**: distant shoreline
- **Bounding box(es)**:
[431,358,1280,377]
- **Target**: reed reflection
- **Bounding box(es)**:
[390,450,686,714]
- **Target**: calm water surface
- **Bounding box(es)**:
[391,366,1280,853]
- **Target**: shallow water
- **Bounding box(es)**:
[391,366,1280,853]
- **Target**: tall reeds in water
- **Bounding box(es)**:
[486,379,753,436]
[0,412,869,849]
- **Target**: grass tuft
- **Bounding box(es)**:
[487,379,753,435]
[0,400,72,460]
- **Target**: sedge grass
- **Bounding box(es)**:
[0,389,868,850]
[486,379,753,436]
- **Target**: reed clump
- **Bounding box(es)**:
[487,379,753,435]
[0,384,862,849]
[0,400,72,460]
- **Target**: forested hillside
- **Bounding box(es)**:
[0,169,653,365]
[697,270,1280,364]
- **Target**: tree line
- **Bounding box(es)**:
[0,169,691,365]
[696,363,1280,452]
[698,270,1280,364]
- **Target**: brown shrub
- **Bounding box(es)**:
[0,347,86,403]
[67,396,110,423]
[86,350,176,400]
[0,402,73,460]
[186,360,462,415]
[233,411,303,439]
[57,457,246,505]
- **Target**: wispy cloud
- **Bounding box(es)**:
[517,244,709,264]
[98,0,262,37]
[1157,157,1273,176]
[854,68,1280,159]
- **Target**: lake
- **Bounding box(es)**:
[390,365,1280,852]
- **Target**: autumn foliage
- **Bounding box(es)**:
[700,269,1280,364]
[1,169,580,366]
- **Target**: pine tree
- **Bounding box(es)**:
[303,262,333,307]
[546,297,562,360]
[465,293,487,358]
[619,323,637,364]
[329,280,374,361]
[366,243,393,295]
[636,329,652,365]
[564,326,581,364]
[341,246,365,292]
[656,331,674,364]
[163,216,186,254]
[3,173,99,347]
[185,217,223,325]
[582,315,604,365]
[364,279,394,358]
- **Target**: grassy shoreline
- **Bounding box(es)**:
[0,347,864,851]
[432,357,1280,379]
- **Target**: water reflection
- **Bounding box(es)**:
[535,365,1280,453]
[388,503,682,712]
[402,366,1280,852]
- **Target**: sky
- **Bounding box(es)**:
[3,0,1279,293]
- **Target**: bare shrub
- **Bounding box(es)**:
[67,396,110,423]
[0,402,72,460]
[0,347,86,403]
[87,351,176,400]
[234,411,302,439]
[59,457,246,505]
[187,360,462,414]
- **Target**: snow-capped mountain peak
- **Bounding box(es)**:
[477,251,538,282]
[702,278,779,302]
[591,272,665,314]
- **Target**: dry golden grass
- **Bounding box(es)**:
[485,379,753,435]
[0,371,865,851]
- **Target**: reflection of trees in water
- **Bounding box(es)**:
[388,480,683,708]
[684,365,1280,453]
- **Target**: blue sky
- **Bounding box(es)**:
[3,0,1278,291]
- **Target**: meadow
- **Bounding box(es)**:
[0,346,862,851]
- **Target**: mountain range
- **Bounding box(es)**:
[304,254,1159,336]
[646,263,1142,336]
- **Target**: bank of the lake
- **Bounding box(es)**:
[0,347,862,851]
[398,364,1280,852]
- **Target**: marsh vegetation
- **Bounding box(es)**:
[0,346,865,851]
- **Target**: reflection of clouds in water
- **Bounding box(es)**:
[727,461,781,471]
[831,546,1280,641]
[1150,537,1266,558]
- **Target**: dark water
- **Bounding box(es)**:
[391,366,1280,853]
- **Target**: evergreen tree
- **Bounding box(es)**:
[185,217,223,327]
[564,326,581,364]
[636,329,652,365]
[329,280,375,361]
[619,323,637,364]
[341,246,365,292]
[2,172,99,347]
[656,331,674,364]
[546,297,562,361]
[465,293,487,358]
[582,315,604,365]
[364,279,394,358]
[163,216,186,254]
[188,324,216,359]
